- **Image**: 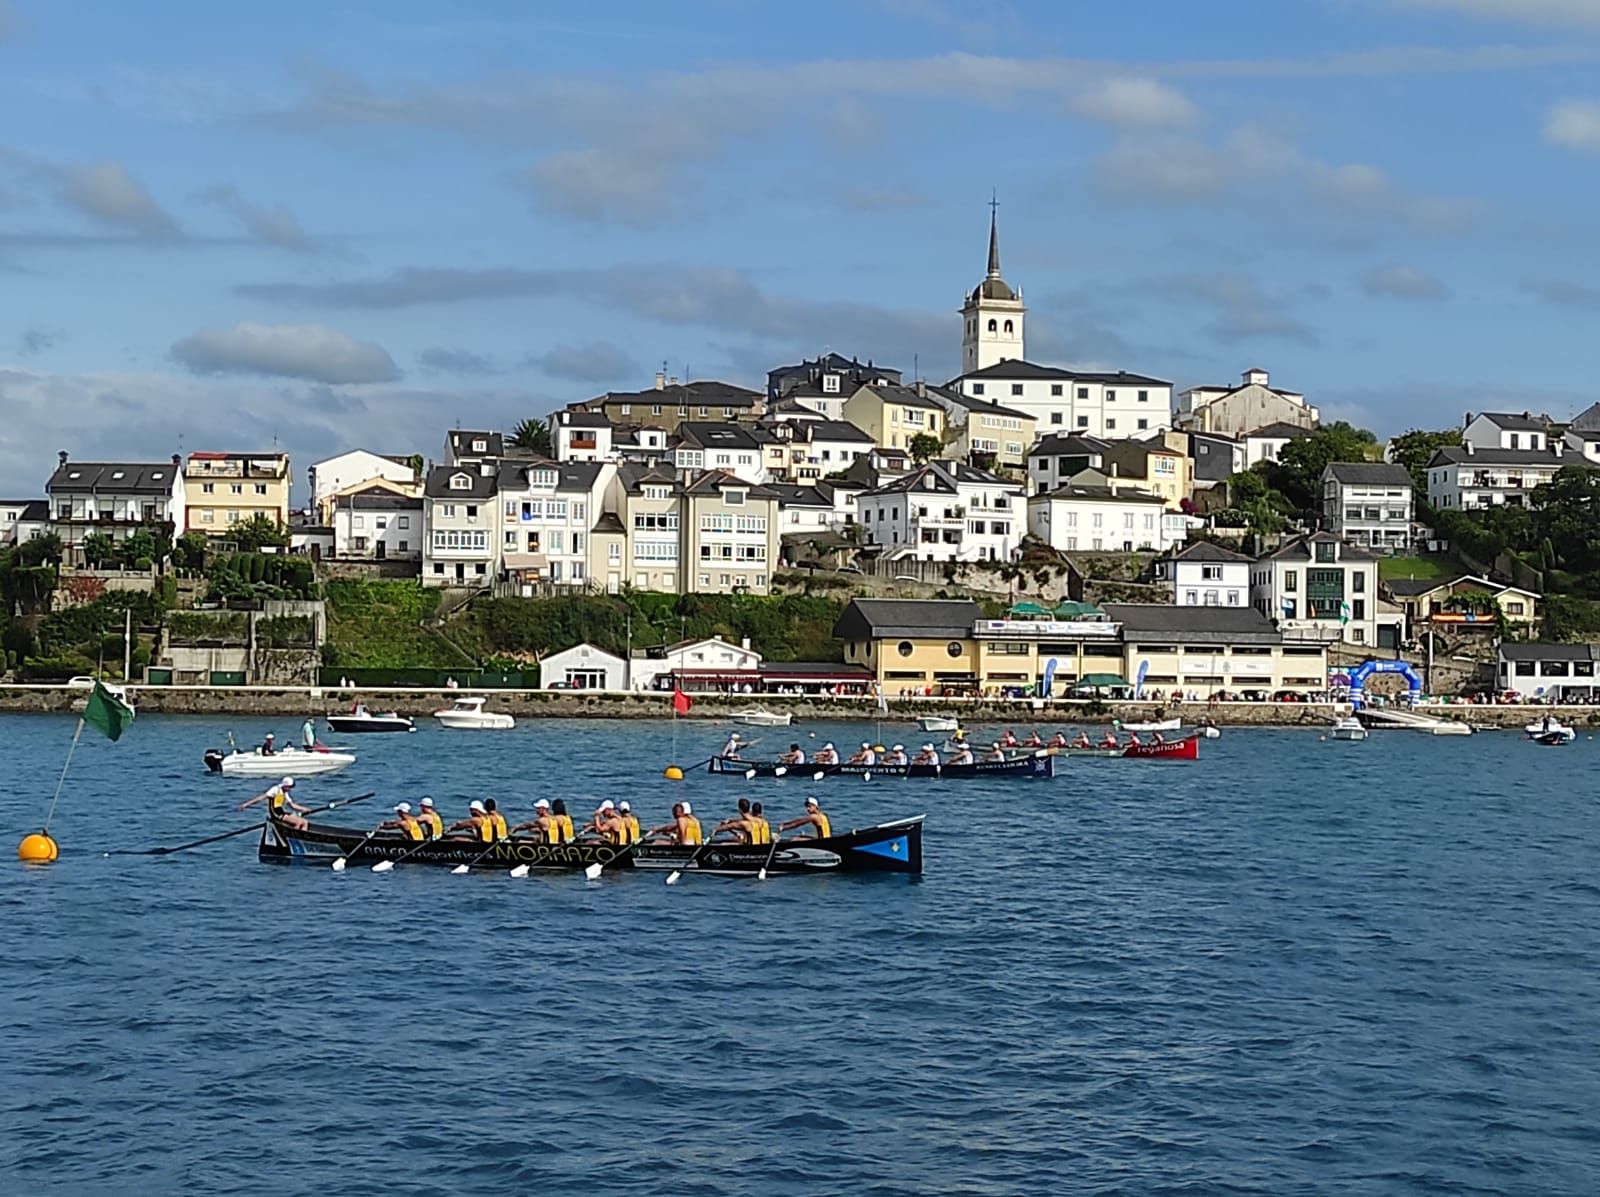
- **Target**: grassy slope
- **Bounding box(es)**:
[323,579,466,669]
[1379,555,1458,582]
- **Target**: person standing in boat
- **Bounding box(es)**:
[778,796,831,840]
[448,800,493,842]
[512,798,554,843]
[240,776,308,829]
[418,796,444,839]
[714,797,756,843]
[912,743,941,767]
[301,718,317,751]
[721,731,744,759]
[647,801,702,845]
[778,742,806,765]
[813,742,839,766]
[258,732,277,756]
[846,741,876,766]
[377,801,425,841]
[883,743,909,766]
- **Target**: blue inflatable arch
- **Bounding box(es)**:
[1348,658,1423,709]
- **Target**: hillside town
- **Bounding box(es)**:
[2,214,1598,706]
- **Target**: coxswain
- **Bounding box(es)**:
[511,798,554,842]
[778,742,806,765]
[985,741,1007,762]
[1000,729,1018,748]
[618,800,641,844]
[449,800,493,842]
[847,740,876,766]
[950,742,975,766]
[647,801,703,845]
[721,731,744,760]
[778,795,831,840]
[483,798,509,840]
[258,732,277,756]
[418,795,444,839]
[714,797,756,843]
[240,776,307,829]
[749,802,772,845]
[1047,731,1068,749]
[883,743,909,766]
[912,743,941,766]
[551,798,576,844]
[813,742,839,766]
[1021,728,1044,748]
[378,801,425,841]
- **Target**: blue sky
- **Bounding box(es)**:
[4,0,1600,498]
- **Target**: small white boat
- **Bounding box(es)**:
[1119,717,1182,733]
[1330,717,1368,742]
[326,705,416,734]
[1428,721,1472,736]
[728,707,792,727]
[917,715,961,733]
[433,696,516,730]
[1524,718,1575,742]
[204,745,356,776]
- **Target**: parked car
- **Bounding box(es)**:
[1271,689,1304,703]
[546,681,576,690]
[67,676,96,689]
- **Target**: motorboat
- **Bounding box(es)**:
[204,744,355,776]
[326,705,415,734]
[433,696,516,730]
[1330,717,1368,742]
[917,715,961,733]
[1118,717,1182,733]
[1427,721,1472,736]
[728,707,793,727]
[1533,729,1572,746]
[1524,718,1575,743]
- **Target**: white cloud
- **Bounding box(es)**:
[1544,100,1600,151]
[1390,0,1600,27]
[1073,78,1197,128]
[171,322,399,384]
[1156,273,1320,345]
[51,160,180,240]
[516,149,677,227]
[198,184,312,250]
[1361,264,1450,300]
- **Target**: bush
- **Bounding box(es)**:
[21,653,98,681]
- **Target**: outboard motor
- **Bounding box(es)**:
[203,748,225,774]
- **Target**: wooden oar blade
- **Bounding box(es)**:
[665,870,682,885]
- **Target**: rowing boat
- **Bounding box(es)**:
[260,815,924,875]
[1058,746,1123,758]
[1120,735,1200,760]
[707,753,1055,780]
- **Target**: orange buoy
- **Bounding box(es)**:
[18,832,59,863]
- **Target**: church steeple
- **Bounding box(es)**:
[960,197,1025,375]
[987,195,1002,279]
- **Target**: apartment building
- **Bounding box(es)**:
[183,452,291,534]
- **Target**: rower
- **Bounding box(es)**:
[749,802,771,845]
[985,741,1007,762]
[511,798,554,842]
[258,732,277,756]
[1000,729,1018,747]
[1047,731,1068,749]
[721,731,744,760]
[883,743,908,766]
[483,798,509,841]
[778,795,831,840]
[778,742,806,765]
[448,800,493,842]
[814,742,839,766]
[1099,729,1119,748]
[592,799,628,844]
[950,742,975,766]
[239,775,307,829]
[1022,728,1044,748]
[378,801,425,841]
[714,797,756,843]
[551,799,576,844]
[1072,730,1092,749]
[418,796,444,839]
[1153,731,1165,745]
[846,740,876,766]
[912,743,940,766]
[647,801,703,845]
[1127,731,1143,746]
[618,800,641,844]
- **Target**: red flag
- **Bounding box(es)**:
[672,688,692,715]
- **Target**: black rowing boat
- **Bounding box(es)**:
[259,815,924,875]
[707,752,1055,780]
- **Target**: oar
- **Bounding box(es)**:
[451,837,506,876]
[106,793,376,856]
[331,828,387,871]
[584,834,642,881]
[756,833,781,882]
[372,831,452,873]
[665,839,713,886]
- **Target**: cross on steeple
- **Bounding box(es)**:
[987,190,1001,278]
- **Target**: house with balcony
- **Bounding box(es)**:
[332,487,423,561]
[951,361,1172,439]
[577,375,764,434]
[1426,442,1568,510]
[1153,541,1252,607]
[307,449,419,522]
[1382,573,1541,641]
[498,459,616,589]
[920,384,1037,470]
[856,460,1022,562]
[1320,462,1413,552]
[683,471,782,594]
[1462,411,1552,453]
[611,463,682,593]
[767,353,901,413]
[841,383,945,453]
[1250,531,1380,647]
[761,420,875,481]
[422,462,499,586]
[552,410,614,462]
[183,452,291,536]
[46,452,185,560]
[1102,435,1192,509]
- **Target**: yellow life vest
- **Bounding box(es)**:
[477,817,494,844]
[491,812,508,840]
[681,815,703,846]
[422,810,443,838]
[400,815,424,842]
[815,813,831,839]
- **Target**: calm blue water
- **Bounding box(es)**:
[3,714,1600,1195]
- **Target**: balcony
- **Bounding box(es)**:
[974,618,1121,639]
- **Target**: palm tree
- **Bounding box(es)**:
[510,418,552,456]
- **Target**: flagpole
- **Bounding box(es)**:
[42,719,86,835]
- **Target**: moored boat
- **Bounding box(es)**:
[1523,718,1575,742]
[326,706,416,734]
[728,707,792,727]
[1118,717,1182,733]
[260,814,924,875]
[1121,735,1200,760]
[434,696,515,730]
[204,745,356,776]
[1533,729,1571,747]
[1330,717,1368,742]
[708,752,1055,780]
[917,714,961,733]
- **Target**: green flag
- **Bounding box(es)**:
[83,681,135,742]
[1339,601,1351,626]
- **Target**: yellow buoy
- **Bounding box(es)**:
[18,832,59,863]
[663,765,685,781]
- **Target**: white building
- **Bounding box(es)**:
[1426,443,1567,511]
[422,462,499,586]
[953,362,1172,440]
[1563,403,1600,464]
[499,460,615,588]
[331,488,423,560]
[1462,411,1551,453]
[856,460,1023,562]
[1027,484,1182,553]
[552,410,615,462]
[1177,368,1319,438]
[445,429,505,465]
[539,642,628,691]
[960,208,1026,374]
[45,452,185,559]
[1243,421,1305,468]
[630,635,763,692]
[1320,462,1412,552]
[307,450,419,520]
[1497,643,1600,703]
[1153,541,1252,607]
[1027,434,1108,496]
[769,484,835,535]
[1250,531,1379,647]
[672,423,767,486]
[1,499,35,546]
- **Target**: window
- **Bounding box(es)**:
[1137,419,1148,430]
[466,505,477,519]
[1514,660,1535,676]
[1353,600,1366,619]
[620,405,631,415]
[1077,387,1088,400]
[1285,570,1298,592]
[1077,416,1089,428]
[1353,572,1366,593]
[652,404,662,416]
[897,641,914,657]
[698,406,709,417]
[1105,419,1116,430]
[608,543,620,564]
[723,407,734,418]
[200,509,214,524]
[1315,541,1335,563]
[972,383,985,395]
[472,439,487,453]
[434,564,444,575]
[822,375,841,394]
[226,511,240,523]
[987,319,997,332]
[1011,384,1023,396]
[1051,384,1063,397]
[230,483,242,495]
[1138,390,1149,402]
[946,641,963,658]
[1003,320,1013,334]
[202,483,214,494]
[1106,390,1116,402]
[254,483,267,495]
[398,516,409,528]
[1202,565,1222,581]
[354,515,366,529]
[442,504,456,517]
[398,541,408,552]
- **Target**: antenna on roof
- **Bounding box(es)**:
[914,353,919,382]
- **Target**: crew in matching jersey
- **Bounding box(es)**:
[417,796,444,839]
[646,801,702,846]
[239,776,308,830]
[779,796,831,841]
[482,798,509,841]
[448,800,494,843]
[377,801,426,842]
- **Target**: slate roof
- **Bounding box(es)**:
[765,484,831,508]
[957,360,1170,386]
[1427,446,1567,467]
[1030,434,1109,459]
[833,598,982,640]
[47,461,179,495]
[1246,421,1312,440]
[1033,484,1168,505]
[856,383,943,411]
[1500,643,1600,662]
[595,380,761,408]
[1264,531,1379,561]
[861,460,1019,498]
[1476,412,1549,432]
[447,430,504,458]
[1103,602,1282,644]
[1568,402,1600,434]
[592,511,626,534]
[675,422,761,451]
[1323,462,1413,487]
[804,420,875,444]
[1166,541,1252,563]
[682,470,780,499]
[345,486,423,511]
[555,410,610,429]
[423,464,498,499]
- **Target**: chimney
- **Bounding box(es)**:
[58,450,68,467]
[741,636,751,651]
[1463,410,1472,428]
[1464,442,1475,456]
[1554,439,1565,457]
[915,380,927,398]
[654,370,666,390]
[171,453,182,467]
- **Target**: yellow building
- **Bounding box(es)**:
[834,598,981,695]
[1101,436,1193,509]
[944,391,1037,471]
[183,452,290,535]
[842,383,944,453]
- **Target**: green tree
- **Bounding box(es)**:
[233,514,289,551]
[908,432,942,464]
[1263,421,1378,514]
[81,533,115,568]
[1388,427,1463,497]
[173,531,208,570]
[1530,465,1600,576]
[18,533,62,568]
[118,528,157,569]
[510,418,553,456]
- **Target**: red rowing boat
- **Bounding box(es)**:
[1121,735,1200,761]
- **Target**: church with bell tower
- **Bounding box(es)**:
[960,200,1025,374]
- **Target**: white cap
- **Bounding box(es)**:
[469,800,485,813]
[681,801,693,815]
[534,798,551,809]
[597,800,615,812]
[861,741,870,748]
[420,797,435,808]
[265,732,275,738]
[730,732,741,739]
[619,800,631,812]
[893,744,904,751]
[395,801,411,814]
[281,776,294,788]
[923,743,934,750]
[823,742,833,749]
[805,796,820,808]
